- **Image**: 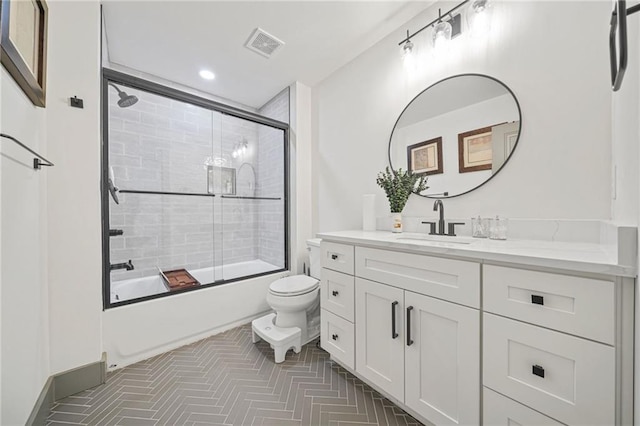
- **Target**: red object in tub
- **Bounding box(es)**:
[159,269,200,291]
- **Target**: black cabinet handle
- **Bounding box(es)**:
[332,334,338,341]
[332,290,339,296]
[532,364,545,378]
[331,254,338,260]
[531,295,544,305]
[406,306,414,346]
[391,301,399,339]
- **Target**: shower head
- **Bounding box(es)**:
[108,82,139,108]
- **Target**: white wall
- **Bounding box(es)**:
[0,68,50,425]
[46,0,103,375]
[612,5,639,225]
[1,4,106,420]
[313,1,612,233]
[289,82,313,274]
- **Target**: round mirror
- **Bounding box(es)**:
[388,74,521,198]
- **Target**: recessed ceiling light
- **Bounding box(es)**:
[199,70,215,80]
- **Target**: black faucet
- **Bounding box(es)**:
[433,200,445,235]
[422,200,464,236]
[110,260,134,272]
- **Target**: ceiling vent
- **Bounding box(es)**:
[245,27,285,58]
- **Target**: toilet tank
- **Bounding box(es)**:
[306,238,322,279]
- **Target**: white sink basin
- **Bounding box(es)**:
[396,234,476,245]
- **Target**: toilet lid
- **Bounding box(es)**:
[269,275,319,296]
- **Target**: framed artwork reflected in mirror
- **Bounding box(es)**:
[407,137,443,176]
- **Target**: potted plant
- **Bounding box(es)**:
[376,166,429,233]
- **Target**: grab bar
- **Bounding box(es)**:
[0,133,54,170]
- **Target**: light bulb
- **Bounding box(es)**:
[432,20,452,49]
[402,39,414,59]
[400,29,414,69]
[467,0,492,35]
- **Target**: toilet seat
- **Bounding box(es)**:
[269,275,319,297]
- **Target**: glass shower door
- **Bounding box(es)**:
[218,113,286,281]
[107,84,217,304]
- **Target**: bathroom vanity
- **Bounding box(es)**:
[317,229,636,426]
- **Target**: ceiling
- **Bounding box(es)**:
[102,1,432,109]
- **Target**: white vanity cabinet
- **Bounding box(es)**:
[318,232,635,426]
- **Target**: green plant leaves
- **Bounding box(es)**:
[375,166,429,213]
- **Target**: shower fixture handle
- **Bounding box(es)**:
[109,229,124,237]
[110,260,134,272]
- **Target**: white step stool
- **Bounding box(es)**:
[251,313,302,363]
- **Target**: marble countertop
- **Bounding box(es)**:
[316,230,637,278]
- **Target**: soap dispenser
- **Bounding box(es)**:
[472,216,489,238]
[489,215,508,240]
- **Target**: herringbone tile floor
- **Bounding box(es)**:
[46,324,422,426]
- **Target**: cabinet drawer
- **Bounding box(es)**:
[483,388,564,426]
[321,241,354,275]
[355,247,480,308]
[483,313,615,426]
[484,265,615,344]
[321,269,354,322]
[320,309,354,369]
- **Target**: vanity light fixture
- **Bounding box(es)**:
[232,138,248,158]
[398,0,489,56]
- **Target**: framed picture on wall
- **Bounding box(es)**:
[406,137,443,176]
[0,0,48,107]
[458,125,494,173]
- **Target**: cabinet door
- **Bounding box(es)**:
[404,291,480,425]
[355,278,405,401]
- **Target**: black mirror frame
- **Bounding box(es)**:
[610,0,640,91]
[387,73,522,199]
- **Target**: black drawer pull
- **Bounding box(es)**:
[331,334,338,341]
[331,254,338,260]
[531,295,544,305]
[532,364,545,378]
[406,306,414,346]
[332,290,339,296]
[391,301,399,339]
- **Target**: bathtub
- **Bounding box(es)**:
[110,259,281,303]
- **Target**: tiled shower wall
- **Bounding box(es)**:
[257,88,288,268]
[108,86,286,282]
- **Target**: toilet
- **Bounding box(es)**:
[251,238,322,363]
